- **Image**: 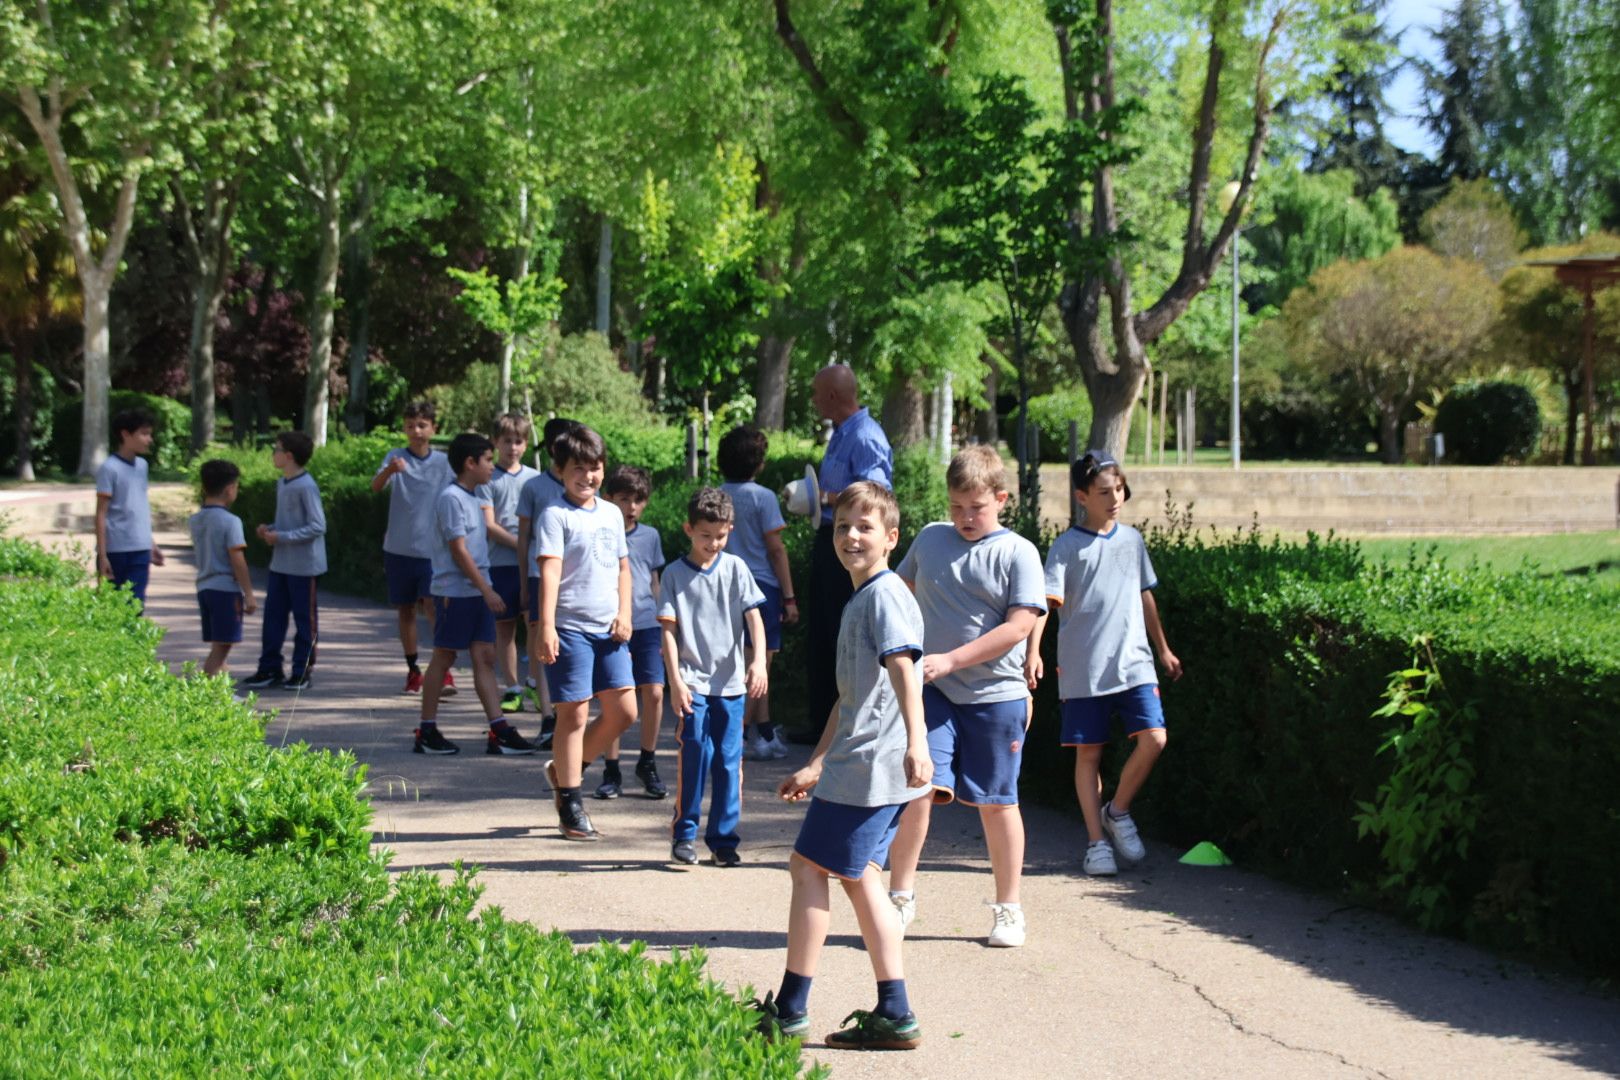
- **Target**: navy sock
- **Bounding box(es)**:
[758,721,778,740]
[874,979,910,1021]
[559,786,581,803]
[405,653,420,674]
[489,719,511,732]
[638,748,655,764]
[776,970,812,1018]
[419,719,438,731]
[603,760,621,778]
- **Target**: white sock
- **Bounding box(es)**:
[890,889,914,901]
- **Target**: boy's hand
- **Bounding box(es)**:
[385,457,408,477]
[1160,648,1184,681]
[669,678,694,718]
[151,545,165,566]
[778,765,820,801]
[243,594,258,615]
[745,659,768,699]
[257,525,278,546]
[537,625,560,665]
[518,578,529,609]
[782,598,799,626]
[608,615,632,643]
[1024,651,1044,690]
[919,652,954,683]
[483,587,506,617]
[97,553,113,579]
[903,745,933,788]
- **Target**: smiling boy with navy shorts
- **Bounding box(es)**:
[516,417,582,744]
[190,459,256,678]
[94,407,165,609]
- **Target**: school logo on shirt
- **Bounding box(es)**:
[590,526,618,569]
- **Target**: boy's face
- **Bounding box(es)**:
[683,519,731,563]
[121,425,154,456]
[834,504,899,576]
[463,449,495,487]
[271,442,291,469]
[1076,472,1127,529]
[559,457,603,503]
[948,484,1009,542]
[223,479,240,505]
[607,492,647,529]
[404,417,435,447]
[495,433,526,468]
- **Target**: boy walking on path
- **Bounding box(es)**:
[1037,453,1182,876]
[414,433,534,757]
[886,446,1045,947]
[598,465,669,800]
[242,431,327,691]
[516,417,582,744]
[373,400,457,695]
[94,407,165,608]
[754,481,931,1051]
[189,459,256,677]
[657,487,768,866]
[535,425,638,840]
[717,425,797,761]
[486,414,539,714]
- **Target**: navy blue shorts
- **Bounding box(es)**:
[432,594,496,652]
[107,549,152,605]
[1060,684,1165,746]
[488,565,521,623]
[793,797,910,880]
[526,574,541,625]
[197,589,244,644]
[923,685,1027,806]
[545,628,633,704]
[385,552,433,606]
[756,582,784,651]
[629,625,664,686]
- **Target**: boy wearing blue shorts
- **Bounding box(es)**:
[754,482,931,1051]
[486,413,538,714]
[240,431,327,691]
[1037,453,1182,876]
[535,425,638,840]
[717,425,798,761]
[189,459,256,677]
[94,407,165,608]
[887,445,1044,947]
[598,465,669,800]
[658,487,768,866]
[372,400,458,695]
[516,417,582,745]
[414,433,532,756]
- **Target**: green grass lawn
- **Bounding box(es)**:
[1355,531,1620,579]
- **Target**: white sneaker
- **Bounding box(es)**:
[762,733,790,760]
[890,892,917,935]
[1100,801,1145,864]
[1083,839,1118,877]
[987,902,1025,948]
[743,734,770,761]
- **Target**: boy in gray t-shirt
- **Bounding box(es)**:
[1035,454,1183,878]
[754,482,930,1052]
[94,407,165,609]
[657,487,767,866]
[189,459,256,677]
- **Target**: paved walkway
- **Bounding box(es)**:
[66,524,1620,1078]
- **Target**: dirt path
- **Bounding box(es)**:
[75,524,1620,1078]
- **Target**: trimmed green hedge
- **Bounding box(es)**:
[49,391,192,475]
[0,537,810,1076]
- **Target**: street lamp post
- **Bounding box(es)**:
[1218,180,1243,470]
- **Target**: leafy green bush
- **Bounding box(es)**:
[0,360,57,473]
[1435,380,1541,464]
[49,391,192,474]
[1007,385,1093,462]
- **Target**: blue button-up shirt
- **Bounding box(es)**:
[818,407,893,524]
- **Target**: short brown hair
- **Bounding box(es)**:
[687,486,735,526]
[946,445,1008,495]
[604,464,651,501]
[1071,452,1131,500]
[495,413,533,442]
[275,430,314,466]
[551,424,605,468]
[835,481,899,532]
[402,399,436,423]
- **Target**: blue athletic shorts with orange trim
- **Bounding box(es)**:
[792,797,910,880]
[385,552,433,605]
[432,594,496,651]
[1060,684,1165,746]
[923,685,1027,806]
[488,565,521,623]
[197,588,244,643]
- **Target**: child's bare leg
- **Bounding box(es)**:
[580,687,637,767]
[1073,745,1106,842]
[886,797,932,894]
[1110,728,1167,813]
[494,621,519,688]
[420,648,456,721]
[469,641,503,719]
[396,604,419,655]
[551,700,592,785]
[203,643,233,677]
[979,804,1025,904]
[785,853,832,976]
[842,863,905,982]
[742,650,776,736]
[639,683,664,752]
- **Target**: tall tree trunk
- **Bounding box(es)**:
[1380,407,1403,465]
[187,271,225,451]
[882,377,927,448]
[12,341,36,481]
[1563,376,1578,465]
[755,334,794,429]
[343,212,374,434]
[176,177,239,452]
[304,185,342,445]
[972,362,999,444]
[80,284,113,475]
[595,217,613,335]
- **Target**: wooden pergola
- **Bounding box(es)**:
[1523,254,1620,465]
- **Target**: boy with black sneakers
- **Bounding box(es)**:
[486,413,539,715]
[94,407,165,608]
[658,487,768,866]
[534,425,638,839]
[597,465,669,800]
[373,400,457,696]
[413,433,536,757]
[241,431,326,692]
[190,459,256,677]
[516,416,582,747]
[753,482,930,1051]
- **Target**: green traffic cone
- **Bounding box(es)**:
[1179,841,1232,866]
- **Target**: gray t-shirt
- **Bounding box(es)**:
[516,469,567,570]
[896,523,1046,705]
[430,482,493,599]
[377,447,452,559]
[96,453,152,553]
[487,462,539,569]
[269,471,328,576]
[536,496,628,633]
[1043,524,1159,699]
[719,481,786,589]
[657,552,765,695]
[625,524,666,631]
[189,505,245,593]
[816,571,931,808]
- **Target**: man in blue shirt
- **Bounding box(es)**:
[806,364,893,737]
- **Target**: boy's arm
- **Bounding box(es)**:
[660,620,692,717]
[229,547,257,613]
[886,651,933,788]
[94,496,113,578]
[450,536,504,615]
[920,606,1039,683]
[743,606,768,697]
[516,515,533,604]
[485,505,517,550]
[609,557,633,642]
[370,455,403,493]
[536,556,562,662]
[779,701,842,801]
[1024,610,1051,689]
[763,530,797,624]
[1141,589,1183,680]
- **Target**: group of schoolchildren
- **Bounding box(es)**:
[95,398,1181,1053]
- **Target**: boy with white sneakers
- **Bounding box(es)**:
[1035,453,1182,876]
[886,445,1045,947]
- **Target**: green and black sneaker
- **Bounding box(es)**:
[749,993,809,1043]
[824,1009,922,1051]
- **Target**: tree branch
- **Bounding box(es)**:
[772,0,867,150]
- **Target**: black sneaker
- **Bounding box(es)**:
[635,757,668,799]
[413,726,460,755]
[825,1009,923,1050]
[240,669,283,689]
[558,796,600,841]
[282,672,312,691]
[594,767,622,800]
[500,690,524,714]
[711,848,742,868]
[486,725,537,755]
[536,715,556,751]
[671,840,698,865]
